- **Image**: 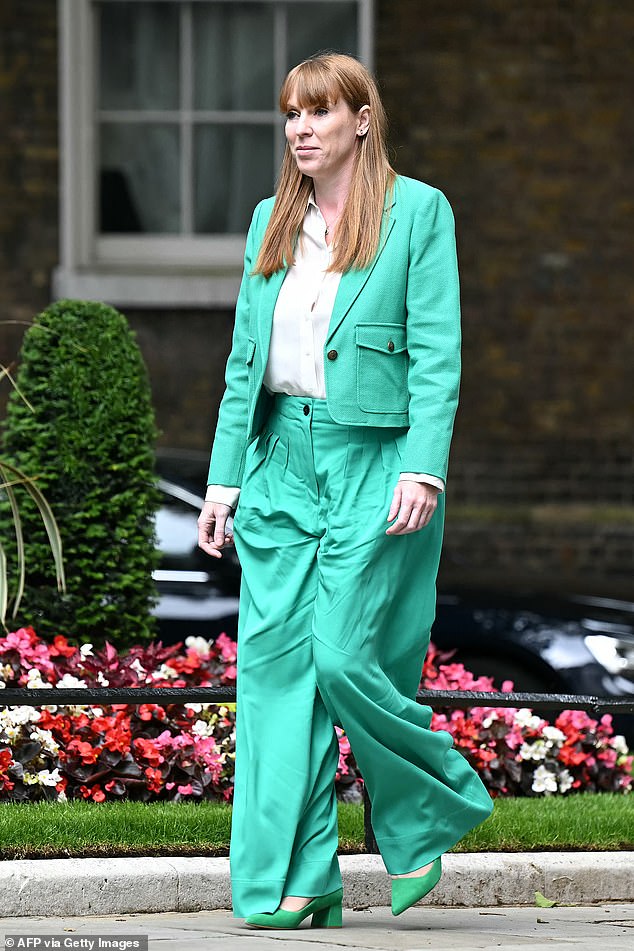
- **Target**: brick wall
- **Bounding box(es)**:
[0,1,58,363]
[377,0,633,593]
[0,1,632,593]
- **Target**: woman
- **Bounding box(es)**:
[198,52,493,929]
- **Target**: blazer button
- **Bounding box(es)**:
[387,340,395,352]
[327,349,338,361]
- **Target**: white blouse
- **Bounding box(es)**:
[206,195,444,506]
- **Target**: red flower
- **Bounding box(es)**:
[49,635,77,658]
[66,739,100,764]
[133,737,164,767]
[137,703,166,721]
[78,783,104,801]
[165,650,202,675]
[104,727,132,755]
[144,767,163,793]
[558,745,587,767]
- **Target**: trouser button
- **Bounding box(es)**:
[303,404,310,416]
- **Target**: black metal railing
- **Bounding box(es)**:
[1,686,633,853]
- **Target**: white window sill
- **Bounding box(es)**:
[52,267,242,309]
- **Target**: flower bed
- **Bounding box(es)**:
[0,628,631,802]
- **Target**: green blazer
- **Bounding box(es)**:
[208,175,461,488]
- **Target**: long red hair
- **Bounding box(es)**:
[254,53,396,277]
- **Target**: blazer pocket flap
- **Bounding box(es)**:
[355,323,407,355]
[245,337,256,364]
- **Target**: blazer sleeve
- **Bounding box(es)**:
[400,188,461,482]
[206,203,262,488]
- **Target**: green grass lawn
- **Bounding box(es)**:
[0,794,631,860]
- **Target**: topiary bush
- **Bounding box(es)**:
[0,299,160,647]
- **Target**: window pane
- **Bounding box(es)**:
[98,1,179,111]
[194,125,274,233]
[100,124,180,233]
[287,2,358,67]
[193,3,275,111]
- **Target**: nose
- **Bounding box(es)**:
[296,111,312,136]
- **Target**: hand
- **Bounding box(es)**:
[197,501,234,558]
[386,481,439,535]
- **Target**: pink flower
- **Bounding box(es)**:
[597,748,617,768]
[216,633,237,663]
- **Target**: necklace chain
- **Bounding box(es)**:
[321,207,342,237]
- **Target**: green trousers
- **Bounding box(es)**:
[230,394,493,918]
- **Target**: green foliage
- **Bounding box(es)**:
[0,458,66,625]
[0,299,160,647]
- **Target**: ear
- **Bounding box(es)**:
[357,104,370,137]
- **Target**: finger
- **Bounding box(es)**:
[198,517,223,558]
[198,528,223,558]
[387,484,402,522]
[213,511,228,547]
[403,497,438,533]
[386,499,418,535]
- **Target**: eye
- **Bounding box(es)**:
[314,107,329,117]
[285,110,299,120]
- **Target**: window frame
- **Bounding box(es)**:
[54,0,374,307]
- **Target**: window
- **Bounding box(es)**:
[55,0,373,307]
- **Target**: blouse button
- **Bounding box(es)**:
[387,340,395,352]
[327,349,338,361]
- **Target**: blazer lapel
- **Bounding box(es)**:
[255,265,287,359]
[326,192,397,342]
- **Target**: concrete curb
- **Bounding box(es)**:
[0,853,631,917]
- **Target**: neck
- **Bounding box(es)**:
[312,164,354,218]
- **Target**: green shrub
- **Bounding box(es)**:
[0,299,160,646]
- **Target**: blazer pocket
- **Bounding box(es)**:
[245,337,256,365]
[355,323,409,414]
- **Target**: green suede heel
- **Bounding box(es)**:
[244,887,344,929]
[391,855,442,916]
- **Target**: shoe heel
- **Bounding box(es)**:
[311,901,342,928]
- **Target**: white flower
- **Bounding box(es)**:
[97,671,110,687]
[25,668,48,689]
[129,658,146,678]
[153,663,178,680]
[611,735,630,755]
[482,712,498,728]
[514,708,542,731]
[185,636,212,657]
[29,728,60,754]
[192,719,214,737]
[80,644,94,658]
[185,702,203,713]
[520,740,548,762]
[1,706,40,727]
[0,682,5,690]
[35,768,62,787]
[0,663,13,681]
[542,726,566,744]
[57,788,68,802]
[532,764,558,794]
[56,674,87,689]
[558,769,574,793]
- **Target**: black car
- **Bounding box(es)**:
[154,449,634,741]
